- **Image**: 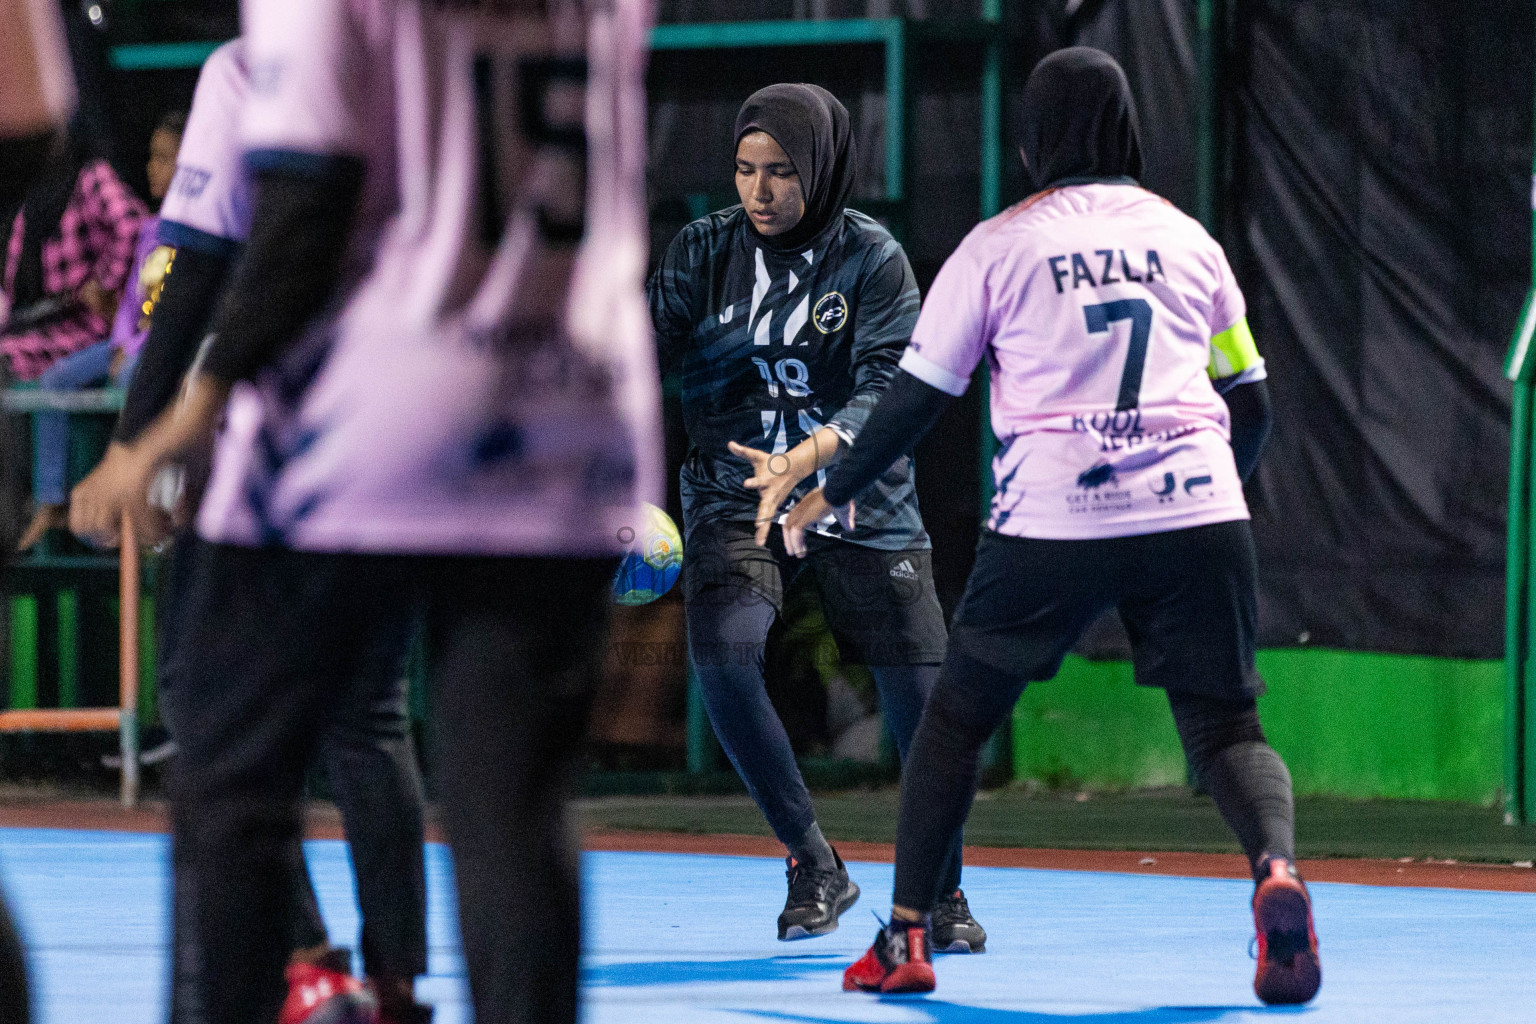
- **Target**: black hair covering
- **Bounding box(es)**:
[156,109,190,137]
[8,132,86,310]
[1020,47,1143,191]
[733,83,857,252]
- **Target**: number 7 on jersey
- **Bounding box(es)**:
[1083,298,1153,412]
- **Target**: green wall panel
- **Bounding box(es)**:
[1011,656,1185,790]
[1012,649,1503,805]
[1255,649,1501,805]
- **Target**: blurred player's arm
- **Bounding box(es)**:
[73,160,364,548]
[198,158,365,382]
[113,240,235,443]
[69,239,234,543]
[1208,316,1272,482]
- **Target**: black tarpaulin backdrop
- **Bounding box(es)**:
[1229,0,1530,659]
[648,1,1532,660]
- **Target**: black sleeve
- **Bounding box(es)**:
[113,246,233,442]
[824,245,921,445]
[647,225,700,374]
[1223,379,1273,482]
[822,368,953,507]
[197,158,365,383]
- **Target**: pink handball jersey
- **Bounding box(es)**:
[902,183,1266,540]
[156,40,254,252]
[196,0,662,555]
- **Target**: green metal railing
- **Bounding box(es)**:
[1503,27,1536,824]
[1505,288,1536,823]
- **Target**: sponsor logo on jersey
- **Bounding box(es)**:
[1077,462,1117,489]
[813,291,849,334]
[171,166,212,199]
[1149,464,1215,503]
[889,558,919,580]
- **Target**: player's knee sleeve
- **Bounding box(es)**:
[1167,691,1266,771]
[926,650,1028,750]
[1169,691,1294,873]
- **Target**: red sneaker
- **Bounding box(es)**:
[1252,857,1321,1005]
[842,920,936,994]
[278,956,378,1024]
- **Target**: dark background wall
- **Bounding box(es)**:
[648,0,1534,660]
[1228,0,1531,659]
[65,0,1536,660]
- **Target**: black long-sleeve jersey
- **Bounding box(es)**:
[648,206,929,550]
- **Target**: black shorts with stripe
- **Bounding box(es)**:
[684,519,948,666]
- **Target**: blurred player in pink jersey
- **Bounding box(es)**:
[73,2,661,1022]
[784,49,1320,1004]
[71,40,431,1024]
[0,1,75,1019]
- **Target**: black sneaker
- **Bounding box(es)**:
[931,889,986,953]
[777,848,860,940]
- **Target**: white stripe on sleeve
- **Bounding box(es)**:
[899,348,971,397]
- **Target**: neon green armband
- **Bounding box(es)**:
[1208,316,1262,379]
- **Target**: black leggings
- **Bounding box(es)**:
[283,665,426,980]
[166,544,613,1024]
[892,651,1295,912]
[689,589,964,893]
[159,536,428,1024]
[0,895,25,1024]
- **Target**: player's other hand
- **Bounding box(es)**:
[729,439,801,546]
[70,442,139,548]
[71,373,230,549]
[781,486,853,558]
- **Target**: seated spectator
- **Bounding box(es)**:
[14,114,180,550]
[0,130,146,380]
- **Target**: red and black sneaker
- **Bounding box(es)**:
[278,948,378,1024]
[1252,857,1321,1005]
[843,919,936,994]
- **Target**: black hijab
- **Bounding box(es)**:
[733,83,857,252]
[1019,47,1143,191]
[7,134,87,311]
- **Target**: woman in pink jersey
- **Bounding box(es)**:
[786,48,1321,1005]
[0,0,75,1017]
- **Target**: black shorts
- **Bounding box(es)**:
[684,519,948,666]
[948,520,1262,700]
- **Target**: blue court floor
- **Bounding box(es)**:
[0,828,1531,1023]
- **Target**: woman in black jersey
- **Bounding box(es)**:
[648,84,985,951]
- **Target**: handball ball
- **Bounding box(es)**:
[611,502,683,606]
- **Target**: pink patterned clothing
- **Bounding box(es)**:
[2,160,148,380]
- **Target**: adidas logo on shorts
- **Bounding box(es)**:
[889,558,919,580]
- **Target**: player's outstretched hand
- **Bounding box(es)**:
[781,486,854,558]
[730,428,842,547]
[729,439,801,546]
